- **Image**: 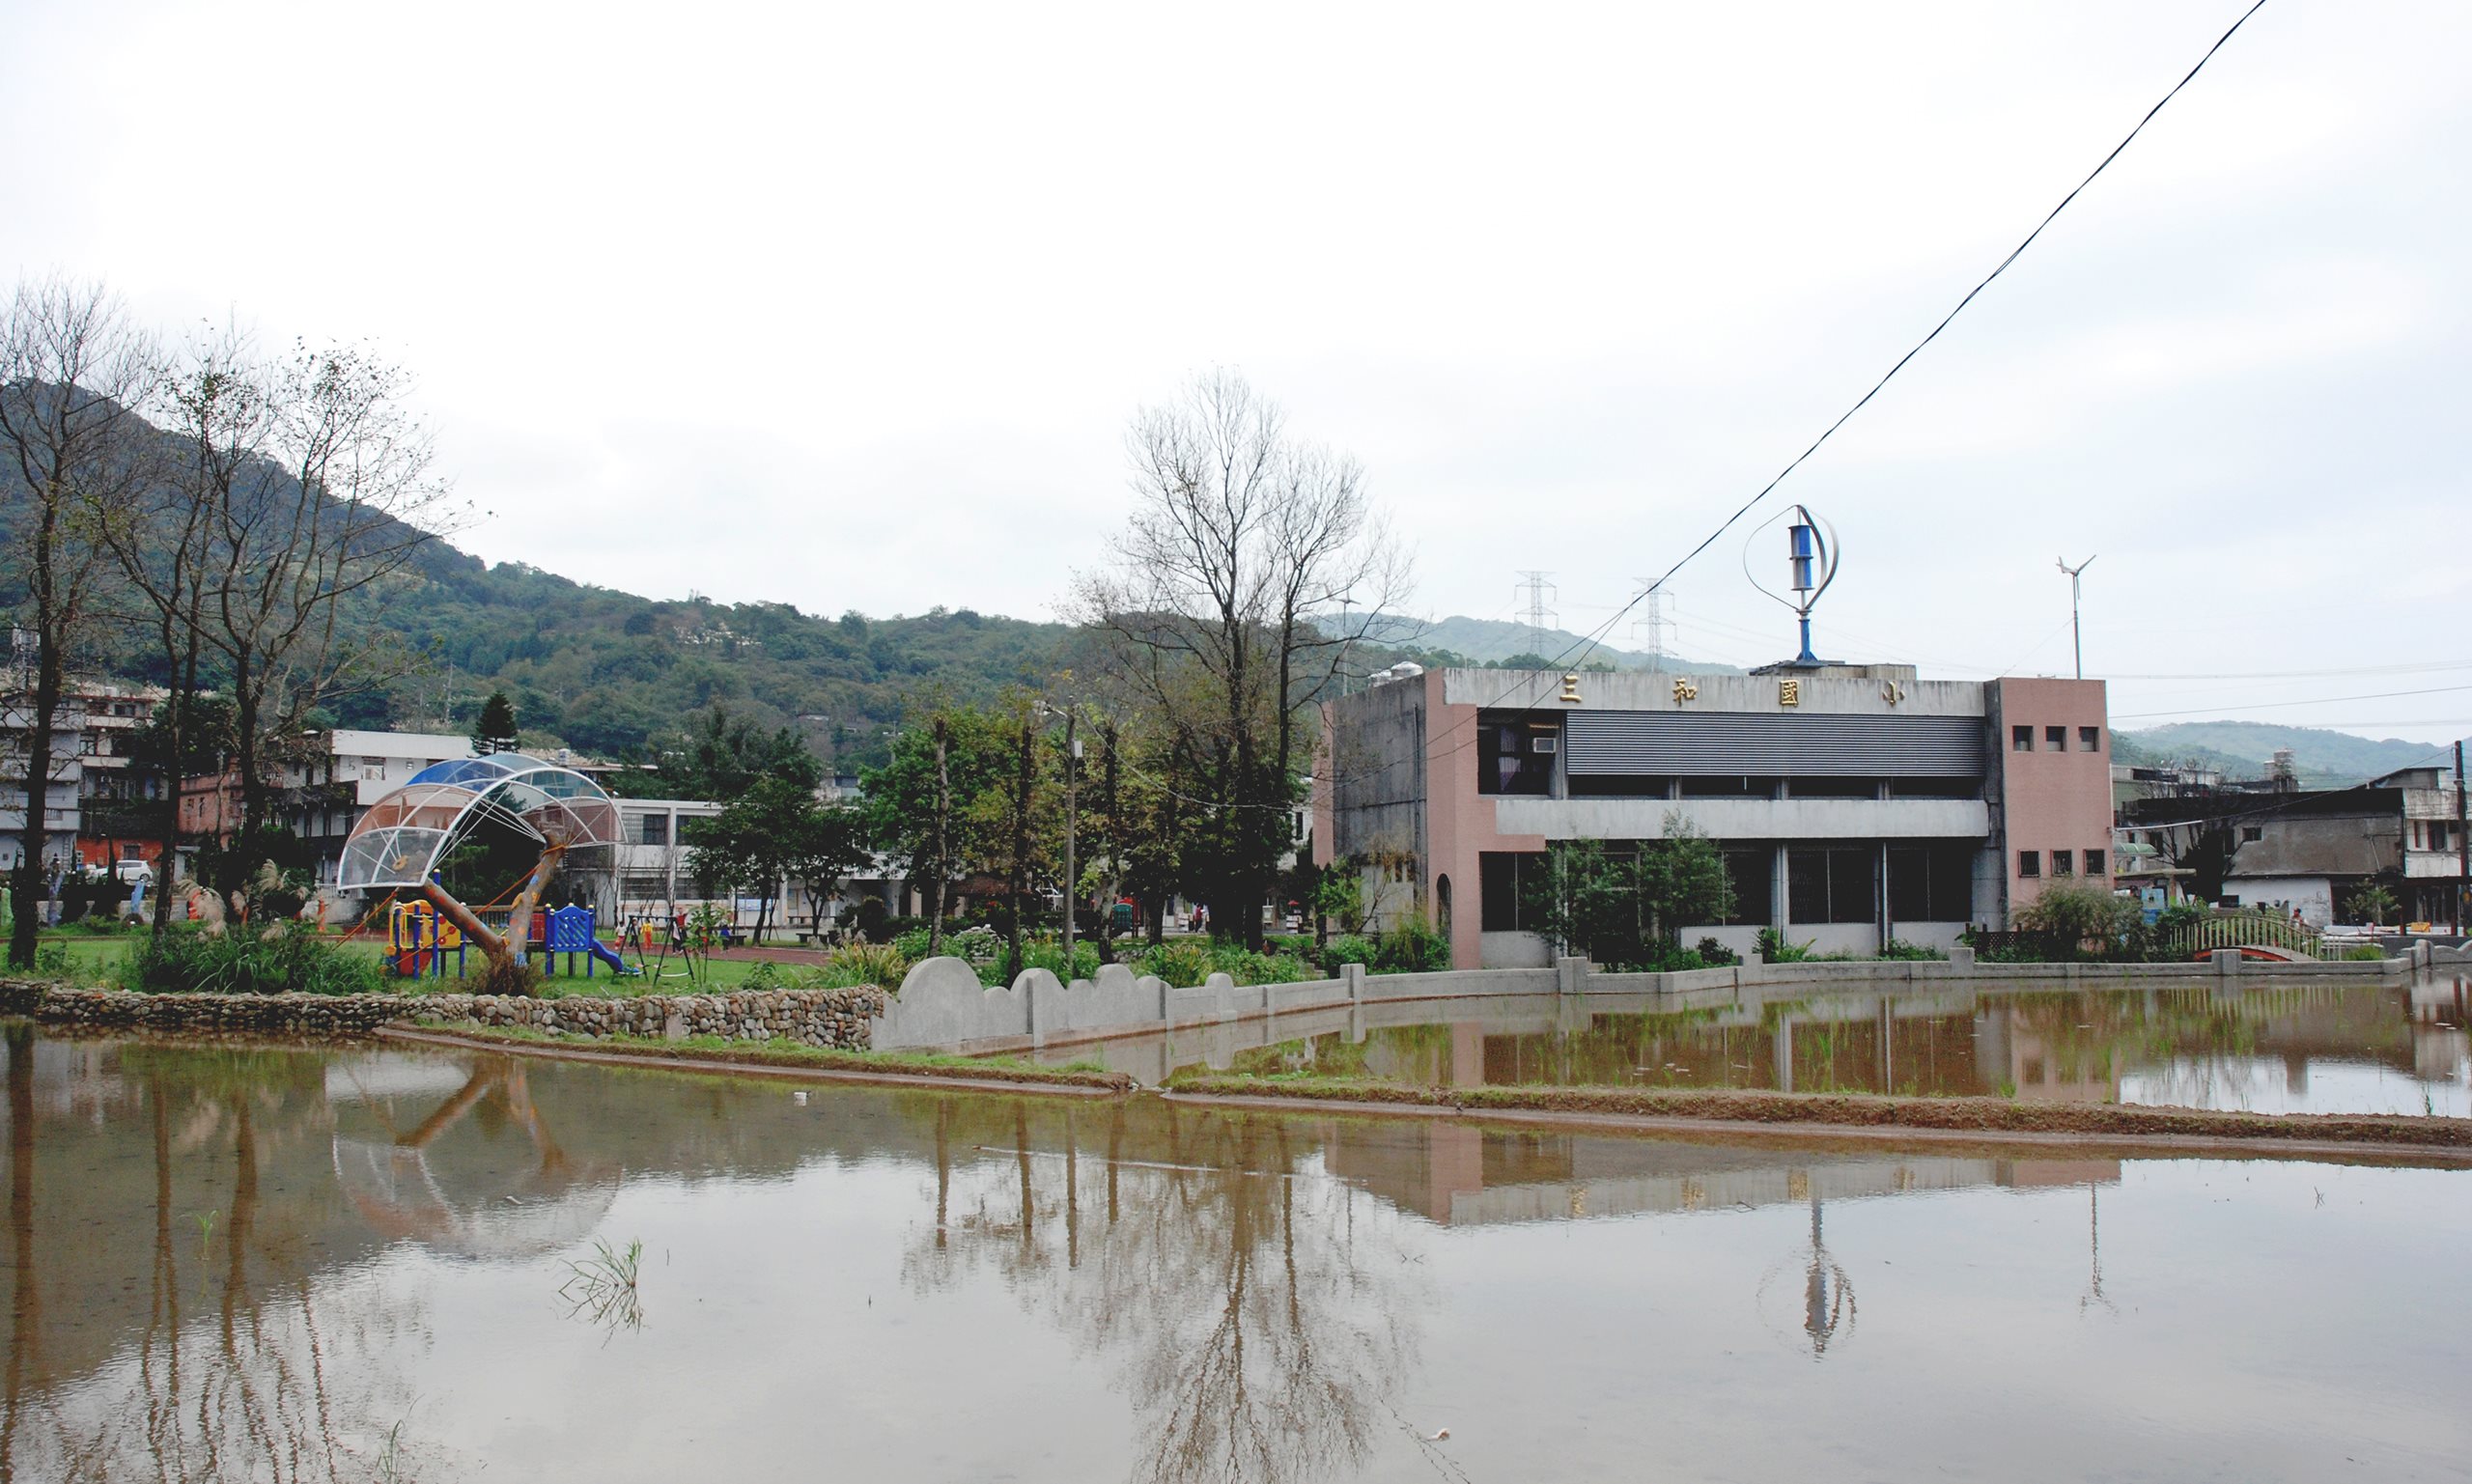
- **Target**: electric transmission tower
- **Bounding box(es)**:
[1514,571,1558,657]
[1630,585,1673,672]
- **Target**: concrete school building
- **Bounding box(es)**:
[1314,664,2115,970]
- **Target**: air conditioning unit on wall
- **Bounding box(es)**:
[1531,736,1559,755]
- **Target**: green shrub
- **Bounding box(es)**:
[119,926,385,996]
[2014,882,2138,960]
[1372,915,1451,973]
[1694,937,1740,967]
[1320,935,1376,968]
[1755,927,1814,963]
[1878,938,1949,962]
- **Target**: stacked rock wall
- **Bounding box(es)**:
[0,979,884,1050]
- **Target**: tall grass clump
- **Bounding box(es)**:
[815,940,912,992]
[120,925,386,996]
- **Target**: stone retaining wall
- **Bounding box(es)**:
[0,979,883,1050]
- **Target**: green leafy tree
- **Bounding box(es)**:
[1520,822,1734,970]
[683,774,868,945]
[472,689,518,754]
[2162,820,2243,903]
[654,704,820,800]
[2342,882,2399,928]
[2015,882,2137,959]
[860,703,1010,948]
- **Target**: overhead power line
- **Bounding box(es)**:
[1392,0,2274,771]
[2112,683,2472,722]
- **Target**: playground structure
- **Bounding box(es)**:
[387,900,468,979]
[339,753,631,983]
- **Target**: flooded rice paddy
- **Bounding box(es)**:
[1055,975,2472,1117]
[3,1022,2468,1482]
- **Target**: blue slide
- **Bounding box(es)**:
[587,938,640,976]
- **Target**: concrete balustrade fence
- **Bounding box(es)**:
[873,942,2443,1057]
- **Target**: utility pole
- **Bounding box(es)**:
[928,718,949,957]
[2457,739,2467,935]
[1060,709,1080,971]
[2058,555,2097,680]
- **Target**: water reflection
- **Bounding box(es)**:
[1067,975,2472,1116]
[3,1027,2468,1483]
[905,1100,1422,1484]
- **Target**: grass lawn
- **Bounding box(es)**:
[17,929,790,995]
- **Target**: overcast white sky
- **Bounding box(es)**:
[3,1,2465,744]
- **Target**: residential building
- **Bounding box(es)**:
[182,730,478,885]
[1315,665,2115,969]
[2118,765,2466,929]
[2,679,170,875]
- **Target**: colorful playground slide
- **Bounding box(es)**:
[586,938,637,976]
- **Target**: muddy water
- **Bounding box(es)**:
[1059,975,2472,1116]
[3,1025,2468,1482]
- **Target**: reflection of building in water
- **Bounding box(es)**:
[1319,1119,2119,1228]
[2409,975,2471,1085]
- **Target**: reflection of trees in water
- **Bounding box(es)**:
[904,1097,1426,1484]
[1,1036,437,1483]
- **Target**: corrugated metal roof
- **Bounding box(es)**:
[1563,711,1984,778]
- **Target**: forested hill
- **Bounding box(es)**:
[362,543,1071,766]
[2113,721,2443,787]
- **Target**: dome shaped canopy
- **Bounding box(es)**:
[338,753,622,891]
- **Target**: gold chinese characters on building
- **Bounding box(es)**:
[1559,673,1583,704]
[1778,678,1801,707]
[1671,678,1700,703]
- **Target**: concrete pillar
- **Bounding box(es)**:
[2211,947,2243,979]
[1948,945,1976,973]
[1556,955,1587,997]
[1342,962,1366,1002]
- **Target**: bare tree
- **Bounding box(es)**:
[0,278,157,967]
[1074,370,1411,947]
[188,337,462,863]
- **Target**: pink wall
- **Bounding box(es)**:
[1419,672,1546,967]
[1989,678,2114,922]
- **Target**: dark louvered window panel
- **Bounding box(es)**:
[1562,711,1983,778]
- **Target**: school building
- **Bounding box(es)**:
[1314,664,2115,969]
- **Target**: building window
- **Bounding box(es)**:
[1889,776,1981,798]
[2012,726,2034,752]
[2051,849,2074,876]
[1478,852,1545,932]
[1719,848,1774,927]
[2044,726,2067,750]
[1567,774,1675,798]
[2079,726,2100,752]
[1887,843,1974,922]
[1786,847,1874,925]
[1476,717,1557,797]
[633,813,669,846]
[2083,849,2106,877]
[2017,850,2040,879]
[1785,777,1880,798]
[1679,775,1777,798]
[2241,826,2262,843]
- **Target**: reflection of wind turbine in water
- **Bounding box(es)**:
[1758,1183,1856,1358]
[2079,1182,2117,1318]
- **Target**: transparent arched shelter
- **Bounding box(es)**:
[339,754,622,968]
[340,754,622,890]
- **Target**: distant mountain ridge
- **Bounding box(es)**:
[1365,613,1746,673]
[2114,721,2444,786]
